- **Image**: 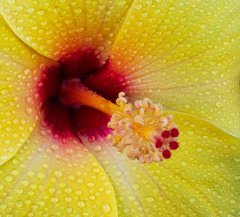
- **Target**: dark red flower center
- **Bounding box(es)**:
[37,47,128,143]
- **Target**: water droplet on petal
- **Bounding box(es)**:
[101,203,111,213]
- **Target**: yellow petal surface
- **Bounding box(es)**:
[0,16,56,165]
[111,0,240,137]
[86,112,240,217]
[0,123,118,217]
[0,0,134,61]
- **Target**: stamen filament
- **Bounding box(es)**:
[60,79,119,115]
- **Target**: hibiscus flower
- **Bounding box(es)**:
[0,0,239,216]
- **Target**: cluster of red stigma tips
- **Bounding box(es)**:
[155,128,179,159]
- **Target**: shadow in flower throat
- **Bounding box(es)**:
[37,47,128,144]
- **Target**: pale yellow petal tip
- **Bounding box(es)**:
[107,92,180,164]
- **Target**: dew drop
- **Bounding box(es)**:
[8,0,15,5]
[146,197,154,202]
[77,201,85,208]
[54,170,63,177]
[216,102,221,108]
[101,203,111,213]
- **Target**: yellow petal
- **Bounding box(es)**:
[0,123,118,216]
[86,112,240,217]
[0,16,56,165]
[111,0,240,137]
[0,0,134,61]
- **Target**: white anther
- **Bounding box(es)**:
[106,134,113,141]
[153,152,161,162]
[127,147,139,159]
[167,114,173,122]
[139,155,145,164]
[118,92,125,97]
[124,104,132,113]
[134,100,143,108]
[118,92,127,103]
[146,155,153,164]
[124,138,133,145]
[153,104,160,114]
[160,117,168,126]
[134,115,144,125]
[139,108,145,116]
[119,97,127,103]
[125,123,132,129]
[143,98,150,107]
